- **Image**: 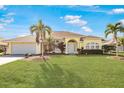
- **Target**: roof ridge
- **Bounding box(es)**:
[84,35,103,39]
[54,31,85,36]
[4,35,34,41]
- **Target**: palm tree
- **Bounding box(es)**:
[118,37,124,51]
[47,37,54,53]
[30,20,52,56]
[105,22,124,56]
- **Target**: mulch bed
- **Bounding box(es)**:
[107,56,124,61]
[23,56,50,62]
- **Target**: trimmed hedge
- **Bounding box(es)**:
[102,45,116,53]
[0,49,3,53]
[81,49,103,54]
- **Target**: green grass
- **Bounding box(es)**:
[0,52,4,56]
[0,55,124,88]
[119,52,124,56]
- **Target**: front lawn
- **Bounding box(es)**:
[0,55,124,88]
[119,52,124,56]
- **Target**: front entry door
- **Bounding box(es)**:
[68,43,76,54]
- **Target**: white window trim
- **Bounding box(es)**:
[85,42,100,49]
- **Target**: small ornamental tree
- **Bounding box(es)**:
[105,22,124,56]
[77,48,81,55]
[0,45,6,54]
[102,45,116,53]
[57,42,65,54]
[118,37,124,51]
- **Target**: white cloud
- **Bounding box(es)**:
[0,5,5,10]
[81,26,92,32]
[3,12,15,17]
[62,15,87,26]
[61,15,92,33]
[119,19,124,25]
[66,19,87,26]
[0,24,4,29]
[92,5,99,9]
[0,6,15,31]
[1,12,15,25]
[0,5,6,10]
[17,33,30,37]
[109,8,124,14]
[64,15,81,20]
[0,17,14,31]
[68,5,100,9]
[60,16,63,19]
[84,5,100,9]
[0,18,14,24]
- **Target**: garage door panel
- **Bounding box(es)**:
[12,44,36,54]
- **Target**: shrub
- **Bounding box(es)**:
[81,49,103,54]
[56,42,65,54]
[25,53,32,58]
[0,53,3,56]
[102,45,116,53]
[0,49,3,53]
[77,48,81,55]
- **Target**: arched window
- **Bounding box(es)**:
[86,42,99,49]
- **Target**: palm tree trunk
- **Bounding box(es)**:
[41,42,44,57]
[40,39,44,57]
[116,40,118,56]
[49,41,51,53]
[123,45,124,51]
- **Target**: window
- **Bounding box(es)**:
[86,46,89,49]
[86,42,99,49]
[80,37,84,41]
[96,43,99,49]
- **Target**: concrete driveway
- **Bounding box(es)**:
[0,55,24,65]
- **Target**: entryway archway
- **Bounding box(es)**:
[67,39,77,54]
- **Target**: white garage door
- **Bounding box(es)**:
[12,44,36,54]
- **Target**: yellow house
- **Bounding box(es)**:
[4,31,104,54]
[53,31,103,54]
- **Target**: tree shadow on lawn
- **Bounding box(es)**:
[34,62,85,88]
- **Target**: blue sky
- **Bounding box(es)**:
[0,5,124,39]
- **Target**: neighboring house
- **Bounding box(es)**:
[103,38,124,52]
[0,38,8,48]
[118,46,124,52]
[4,31,104,54]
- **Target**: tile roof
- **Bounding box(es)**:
[4,35,36,42]
[0,42,8,46]
[83,35,103,39]
[4,31,103,42]
[52,31,85,39]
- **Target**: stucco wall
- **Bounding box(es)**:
[64,37,103,50]
[83,38,103,49]
[6,42,12,54]
[6,36,103,54]
[65,38,81,48]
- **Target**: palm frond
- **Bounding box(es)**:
[118,37,124,45]
[115,22,121,28]
[107,24,114,28]
[30,25,38,34]
[119,26,124,33]
[105,30,112,38]
[37,20,43,30]
[45,25,52,35]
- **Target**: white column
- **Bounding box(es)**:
[36,43,41,54]
[6,43,11,54]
